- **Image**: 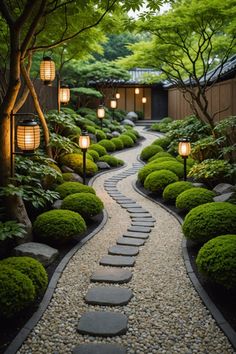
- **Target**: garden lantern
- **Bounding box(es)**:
[135,88,140,94]
[40,56,55,85]
[59,85,70,105]
[79,131,90,184]
[142,97,147,103]
[110,97,117,120]
[178,138,191,181]
[115,92,120,99]
[97,105,105,129]
[16,119,40,153]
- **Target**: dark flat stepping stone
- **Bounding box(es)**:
[100,255,135,267]
[131,217,155,222]
[109,245,139,256]
[90,268,132,284]
[115,198,134,202]
[77,311,128,337]
[73,343,126,354]
[117,237,145,246]
[120,203,139,208]
[109,193,124,197]
[130,213,153,218]
[117,200,135,204]
[127,226,152,233]
[131,221,155,227]
[85,286,133,306]
[123,232,149,240]
[105,188,118,192]
[127,208,149,213]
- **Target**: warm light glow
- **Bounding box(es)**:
[59,86,70,104]
[40,57,55,85]
[97,105,105,119]
[115,92,120,99]
[178,140,191,157]
[79,134,90,149]
[110,98,117,109]
[17,120,40,152]
[135,88,140,94]
[142,97,147,103]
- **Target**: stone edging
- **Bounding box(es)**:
[132,179,236,351]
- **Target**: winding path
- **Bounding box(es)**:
[17,128,234,354]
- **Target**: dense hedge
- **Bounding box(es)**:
[99,155,124,167]
[182,202,236,244]
[98,139,116,152]
[56,181,95,199]
[175,187,215,212]
[60,153,98,176]
[140,145,163,161]
[196,235,236,289]
[144,169,179,194]
[110,137,124,150]
[163,181,193,203]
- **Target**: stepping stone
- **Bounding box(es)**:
[127,208,148,213]
[116,200,135,204]
[77,311,128,337]
[85,286,133,306]
[123,232,149,240]
[131,221,155,227]
[90,268,133,284]
[128,226,152,233]
[117,237,145,246]
[120,203,139,208]
[100,255,135,267]
[131,217,155,222]
[73,343,127,354]
[130,213,153,218]
[109,193,124,197]
[109,245,139,256]
[105,188,118,191]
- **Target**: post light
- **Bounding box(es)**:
[59,85,70,105]
[135,88,140,94]
[40,56,56,85]
[178,138,191,181]
[79,131,90,185]
[110,97,117,120]
[97,105,105,129]
[142,97,147,103]
[115,92,120,99]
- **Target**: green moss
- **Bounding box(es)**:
[148,157,177,164]
[196,235,236,289]
[140,145,164,161]
[89,144,107,156]
[55,181,95,199]
[144,169,179,194]
[182,202,236,244]
[95,129,107,141]
[122,131,137,142]
[148,160,185,178]
[148,152,173,161]
[60,153,98,176]
[0,266,35,318]
[98,139,116,152]
[33,209,87,245]
[110,137,124,150]
[86,149,99,162]
[99,155,124,167]
[163,181,193,203]
[119,134,135,147]
[151,136,171,149]
[86,125,96,134]
[0,257,48,296]
[62,192,103,219]
[176,187,215,212]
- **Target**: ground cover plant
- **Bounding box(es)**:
[175,187,215,212]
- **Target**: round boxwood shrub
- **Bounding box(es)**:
[176,187,215,212]
[99,155,124,167]
[144,169,179,194]
[163,181,193,203]
[196,235,236,289]
[140,145,164,161]
[98,139,116,152]
[151,136,171,149]
[122,131,137,142]
[148,160,185,178]
[119,134,135,148]
[138,163,160,184]
[0,266,35,318]
[33,209,87,245]
[85,149,99,162]
[148,152,173,161]
[89,144,107,156]
[61,192,103,219]
[60,153,98,176]
[182,202,236,244]
[95,129,107,141]
[86,125,96,134]
[1,257,48,296]
[110,137,124,150]
[55,181,95,199]
[148,157,177,164]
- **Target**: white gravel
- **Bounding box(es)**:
[17,128,235,354]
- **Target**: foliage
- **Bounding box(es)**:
[98,139,116,152]
[71,87,103,98]
[175,187,215,212]
[99,155,124,167]
[60,153,98,177]
[151,137,171,150]
[61,192,103,219]
[0,220,27,241]
[119,135,135,148]
[148,157,177,164]
[213,116,236,162]
[191,136,220,162]
[49,133,79,161]
[144,169,179,194]
[140,145,163,161]
[45,111,78,135]
[182,202,236,244]
[95,129,107,141]
[148,160,185,178]
[89,144,107,156]
[33,210,86,246]
[86,149,100,162]
[122,131,137,142]
[0,257,48,296]
[162,181,193,203]
[110,137,124,150]
[148,151,173,161]
[55,182,95,199]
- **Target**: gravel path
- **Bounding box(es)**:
[17,128,235,354]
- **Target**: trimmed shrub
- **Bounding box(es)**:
[138,163,161,185]
[130,129,140,138]
[62,192,103,219]
[151,137,171,149]
[176,187,215,212]
[1,257,48,296]
[119,134,135,147]
[148,151,173,161]
[89,144,107,156]
[0,266,35,318]
[148,157,177,164]
[176,155,196,167]
[140,145,163,161]
[182,202,236,244]
[163,181,193,203]
[122,131,137,142]
[86,152,94,161]
[86,149,99,162]
[148,160,185,178]
[33,209,87,245]
[60,153,98,177]
[86,125,96,134]
[196,235,236,289]
[55,181,95,199]
[99,155,124,167]
[98,139,116,152]
[144,169,179,194]
[95,129,107,141]
[110,137,124,150]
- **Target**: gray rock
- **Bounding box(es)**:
[126,111,138,122]
[213,183,235,195]
[127,226,152,233]
[192,182,206,188]
[13,242,59,267]
[52,199,63,209]
[97,161,111,169]
[85,286,133,306]
[111,131,120,137]
[90,268,133,284]
[109,245,139,256]
[100,255,135,267]
[121,119,135,127]
[123,232,149,240]
[213,192,234,202]
[64,173,83,183]
[61,165,74,173]
[117,237,145,247]
[73,343,127,354]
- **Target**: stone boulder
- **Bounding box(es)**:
[213,192,235,203]
[126,111,138,122]
[52,199,63,209]
[111,131,120,137]
[96,161,111,170]
[121,119,135,127]
[61,165,74,173]
[13,242,59,267]
[213,183,235,195]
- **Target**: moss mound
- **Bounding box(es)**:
[122,131,137,142]
[196,235,236,289]
[99,155,124,167]
[98,139,116,152]
[87,149,100,162]
[176,187,215,212]
[182,202,236,244]
[33,209,87,245]
[148,160,185,178]
[151,136,171,149]
[60,153,98,176]
[0,266,35,318]
[95,129,107,141]
[1,257,48,296]
[62,192,103,219]
[163,181,193,203]
[119,134,135,148]
[140,145,163,161]
[148,156,177,164]
[144,169,179,194]
[89,144,107,156]
[110,137,124,150]
[55,181,95,199]
[148,152,173,162]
